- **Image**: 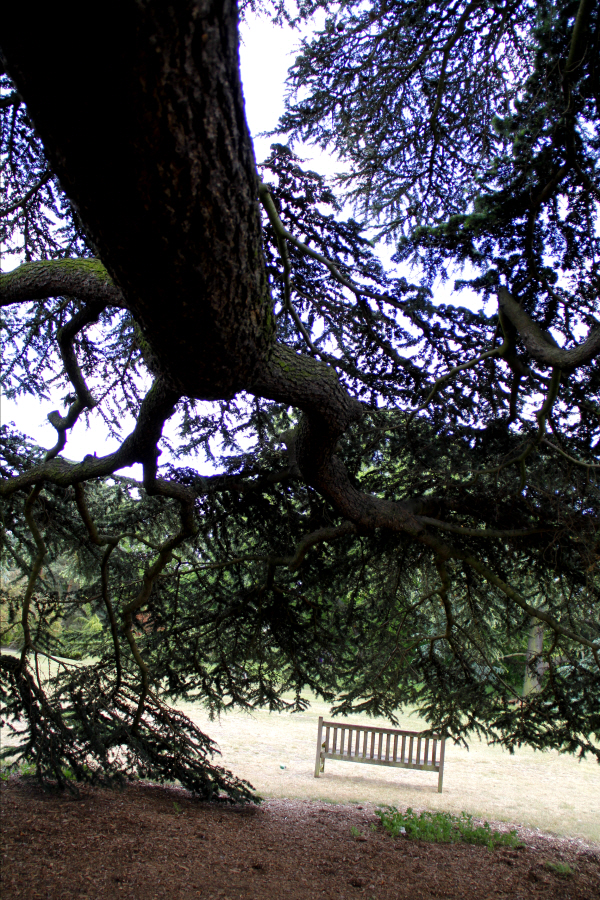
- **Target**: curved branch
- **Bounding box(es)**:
[0,376,181,497]
[270,521,357,572]
[409,334,508,422]
[541,436,600,469]
[0,259,127,308]
[499,287,600,369]
[56,301,107,407]
[40,300,107,460]
[462,553,600,654]
[565,0,592,74]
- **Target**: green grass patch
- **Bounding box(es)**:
[376,806,523,849]
[544,860,574,877]
[0,759,37,781]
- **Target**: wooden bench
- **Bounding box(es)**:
[314,717,446,793]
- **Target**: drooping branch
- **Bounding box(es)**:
[408,332,509,422]
[0,3,460,546]
[259,181,422,347]
[20,485,44,664]
[0,376,181,497]
[38,300,109,460]
[1,1,597,683]
[541,437,600,470]
[462,553,600,657]
[120,496,197,732]
[0,170,51,217]
[498,287,600,370]
[74,482,123,688]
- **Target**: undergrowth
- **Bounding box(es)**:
[545,860,575,877]
[376,806,524,849]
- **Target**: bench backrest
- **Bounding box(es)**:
[318,718,444,769]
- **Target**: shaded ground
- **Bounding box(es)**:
[2,778,599,900]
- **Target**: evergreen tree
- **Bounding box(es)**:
[0,0,598,796]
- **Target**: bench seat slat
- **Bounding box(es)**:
[321,752,440,772]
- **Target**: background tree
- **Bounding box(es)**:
[0,0,598,797]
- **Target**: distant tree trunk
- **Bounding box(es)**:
[523,620,545,696]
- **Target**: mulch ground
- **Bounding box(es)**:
[1,778,598,899]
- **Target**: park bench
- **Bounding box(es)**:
[314,717,446,793]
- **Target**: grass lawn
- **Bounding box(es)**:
[179,695,600,844]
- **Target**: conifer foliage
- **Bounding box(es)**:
[0,0,598,796]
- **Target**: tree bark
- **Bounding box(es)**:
[0,0,402,530]
[0,0,273,399]
[1,0,588,582]
[523,620,545,696]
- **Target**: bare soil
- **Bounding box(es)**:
[2,778,599,900]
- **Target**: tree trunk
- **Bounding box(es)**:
[523,620,545,696]
[0,0,273,400]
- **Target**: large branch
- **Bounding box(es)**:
[0,1,423,537]
[1,0,273,400]
[498,287,600,370]
[0,4,577,572]
[0,260,127,308]
[253,348,429,532]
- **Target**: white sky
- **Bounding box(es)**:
[1,12,484,476]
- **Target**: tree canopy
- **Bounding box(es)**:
[0,0,598,799]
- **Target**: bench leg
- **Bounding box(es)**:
[437,738,446,793]
[314,716,324,778]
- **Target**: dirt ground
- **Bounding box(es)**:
[1,778,599,900]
